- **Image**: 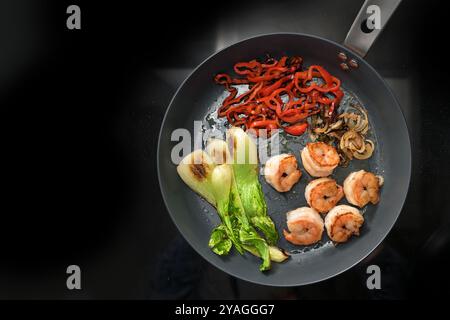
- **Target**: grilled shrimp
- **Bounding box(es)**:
[301,142,339,177]
[264,154,302,192]
[343,170,383,208]
[305,178,344,214]
[283,207,324,245]
[325,205,364,243]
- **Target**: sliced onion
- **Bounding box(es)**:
[353,139,374,160]
[313,104,374,164]
[325,119,343,133]
[314,123,329,134]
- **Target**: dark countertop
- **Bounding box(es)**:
[0,0,449,299]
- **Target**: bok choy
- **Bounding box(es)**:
[176,128,288,271]
[226,127,278,245]
[176,150,216,206]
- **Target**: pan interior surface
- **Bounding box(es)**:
[158,34,411,286]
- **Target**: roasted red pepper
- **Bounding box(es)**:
[283,123,308,136]
[214,56,343,137]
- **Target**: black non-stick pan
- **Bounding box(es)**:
[158,0,410,286]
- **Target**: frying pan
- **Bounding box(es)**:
[157,0,410,286]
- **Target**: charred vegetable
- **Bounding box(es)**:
[177,129,287,272]
[176,150,216,206]
[206,134,285,270]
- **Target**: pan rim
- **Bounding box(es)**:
[157,32,412,287]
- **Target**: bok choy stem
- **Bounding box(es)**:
[226,128,279,245]
[211,164,244,254]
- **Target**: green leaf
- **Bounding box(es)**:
[251,216,279,245]
[209,225,232,255]
[239,227,271,271]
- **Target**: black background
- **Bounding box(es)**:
[0,0,449,299]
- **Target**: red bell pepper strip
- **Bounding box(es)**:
[283,123,308,136]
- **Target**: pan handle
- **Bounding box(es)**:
[344,0,402,57]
